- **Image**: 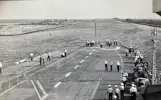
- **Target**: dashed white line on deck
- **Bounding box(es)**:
[93,49,95,51]
[31,80,42,100]
[85,56,89,58]
[65,72,72,77]
[80,60,84,63]
[90,81,100,99]
[74,65,79,69]
[89,53,92,55]
[54,82,62,88]
[36,80,48,98]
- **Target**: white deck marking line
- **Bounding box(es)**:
[90,81,100,99]
[36,80,48,99]
[85,56,88,58]
[0,80,25,96]
[80,60,84,63]
[102,48,114,51]
[54,82,62,88]
[89,53,92,55]
[65,72,72,77]
[115,46,120,50]
[114,49,124,76]
[93,49,95,51]
[74,65,79,69]
[42,94,48,100]
[31,80,42,100]
[19,59,26,63]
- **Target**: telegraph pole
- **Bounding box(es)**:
[151,28,157,85]
[95,21,96,37]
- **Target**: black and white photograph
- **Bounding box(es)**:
[0,0,160,100]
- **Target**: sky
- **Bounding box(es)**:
[0,0,160,19]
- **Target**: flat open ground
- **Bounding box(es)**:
[0,45,126,100]
[0,19,160,100]
[0,19,161,69]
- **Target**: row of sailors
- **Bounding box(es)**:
[134,51,144,67]
[106,40,118,46]
[86,40,95,46]
[29,49,67,66]
[125,45,135,57]
[122,70,128,87]
[107,82,137,100]
[125,48,144,64]
[125,46,134,56]
[105,61,121,72]
[86,40,118,47]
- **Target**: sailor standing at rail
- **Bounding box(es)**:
[100,43,103,48]
[47,52,51,61]
[42,56,45,66]
[116,40,118,45]
[130,84,137,100]
[113,40,116,46]
[134,56,139,67]
[110,40,112,47]
[64,49,67,57]
[116,61,120,72]
[125,49,128,57]
[0,62,2,74]
[114,85,120,100]
[129,45,133,53]
[110,61,113,71]
[122,76,127,87]
[107,40,110,46]
[108,40,111,47]
[120,83,125,100]
[39,54,42,66]
[139,54,144,63]
[105,61,108,71]
[92,40,95,46]
[30,53,34,61]
[86,40,89,46]
[107,85,113,100]
[61,52,65,57]
[123,70,128,77]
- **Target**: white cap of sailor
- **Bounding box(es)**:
[117,61,120,65]
[108,85,111,87]
[121,83,124,86]
[115,85,118,88]
[105,61,108,64]
[132,84,135,87]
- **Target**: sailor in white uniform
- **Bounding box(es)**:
[120,83,125,100]
[107,85,113,100]
[0,62,2,74]
[114,85,120,100]
[64,49,67,57]
[130,84,137,100]
[105,61,108,71]
[30,53,34,61]
[116,61,120,72]
[110,61,113,71]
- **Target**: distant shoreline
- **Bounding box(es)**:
[0,24,74,36]
[116,18,161,28]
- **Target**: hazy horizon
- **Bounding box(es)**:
[0,0,161,19]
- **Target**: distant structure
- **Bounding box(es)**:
[153,0,161,16]
[151,28,157,85]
